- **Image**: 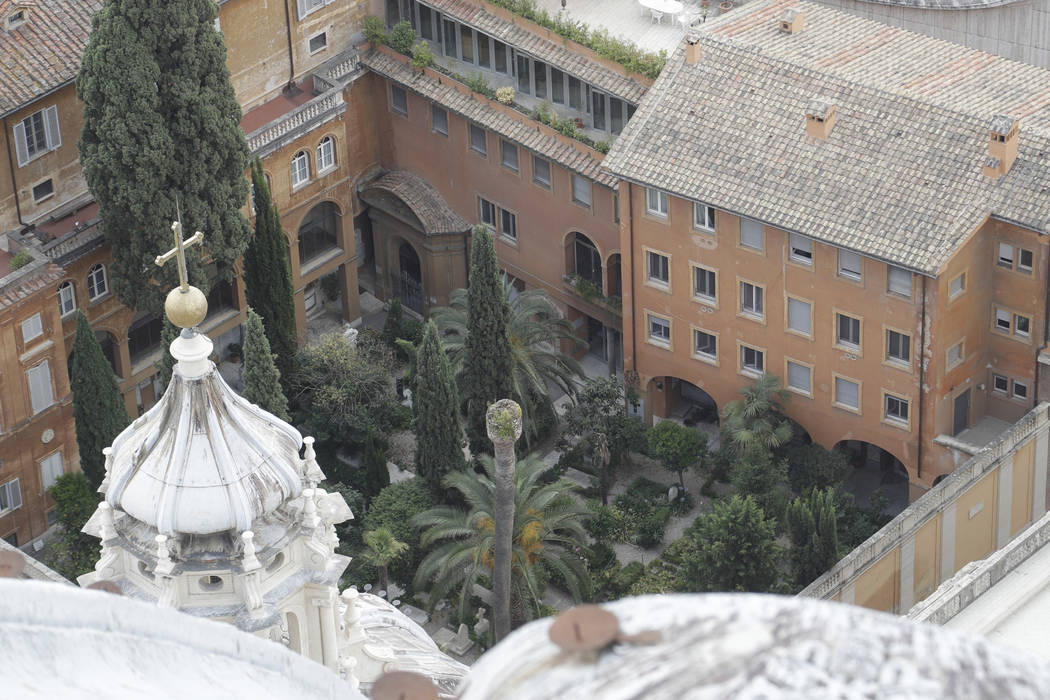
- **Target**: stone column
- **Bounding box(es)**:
[486,399,522,644]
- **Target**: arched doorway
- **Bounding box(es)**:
[285,611,301,654]
[297,202,341,267]
[834,440,909,517]
[570,232,602,290]
[606,253,621,298]
[647,376,721,448]
[398,241,423,314]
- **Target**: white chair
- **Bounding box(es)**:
[651,7,665,23]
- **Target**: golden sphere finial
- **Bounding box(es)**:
[165,285,208,329]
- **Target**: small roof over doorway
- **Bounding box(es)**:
[359,170,469,236]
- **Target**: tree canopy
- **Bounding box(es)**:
[678,494,780,593]
[78,0,250,311]
[413,320,464,498]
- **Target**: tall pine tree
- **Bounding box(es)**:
[414,320,464,497]
[242,308,290,421]
[463,226,513,458]
[243,158,298,391]
[78,0,251,312]
[786,487,840,587]
[70,311,130,490]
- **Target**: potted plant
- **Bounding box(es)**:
[573,116,585,129]
[719,0,733,10]
[495,86,515,105]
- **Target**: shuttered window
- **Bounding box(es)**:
[13,105,61,167]
[0,479,22,515]
[40,452,64,491]
[27,361,54,415]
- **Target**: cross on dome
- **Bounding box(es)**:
[153,206,208,329]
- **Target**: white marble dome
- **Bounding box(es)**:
[104,330,304,536]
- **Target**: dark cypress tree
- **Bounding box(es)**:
[243,158,298,392]
[78,0,251,312]
[414,320,464,497]
[70,311,130,490]
[156,316,178,391]
[382,298,404,347]
[786,487,840,587]
[362,432,391,499]
[463,226,513,458]
[242,308,290,421]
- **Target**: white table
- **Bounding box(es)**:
[640,0,684,23]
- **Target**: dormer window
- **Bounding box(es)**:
[6,9,26,30]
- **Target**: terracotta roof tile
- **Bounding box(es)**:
[0,0,102,115]
[360,170,470,234]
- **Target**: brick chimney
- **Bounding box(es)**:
[983,115,1019,179]
[685,34,701,66]
[779,8,804,34]
[805,99,836,141]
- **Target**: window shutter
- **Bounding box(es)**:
[296,0,308,20]
[13,120,29,167]
[44,105,61,151]
[6,479,22,511]
[28,361,54,415]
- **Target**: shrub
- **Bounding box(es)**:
[586,542,617,572]
[363,15,387,45]
[785,443,850,494]
[610,561,645,597]
[320,271,339,301]
[463,72,495,99]
[388,21,417,55]
[556,442,586,472]
[636,507,670,548]
[410,41,435,70]
[9,248,32,270]
[363,479,434,583]
[495,86,515,104]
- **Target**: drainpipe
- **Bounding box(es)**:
[627,184,637,369]
[2,117,25,226]
[283,0,296,88]
[917,274,927,480]
[1037,238,1050,402]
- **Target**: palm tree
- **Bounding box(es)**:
[430,278,585,444]
[721,374,793,454]
[361,527,409,594]
[411,453,590,624]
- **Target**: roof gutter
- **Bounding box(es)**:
[0,79,75,120]
[2,116,25,227]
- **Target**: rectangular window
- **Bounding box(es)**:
[460,24,474,63]
[58,283,75,317]
[949,272,966,299]
[442,18,456,57]
[787,361,811,394]
[534,60,547,99]
[838,250,862,281]
[568,77,582,109]
[27,360,54,415]
[789,234,812,265]
[834,376,860,411]
[479,198,496,227]
[297,0,327,20]
[391,85,408,115]
[1019,248,1034,274]
[432,105,448,135]
[741,345,764,374]
[500,208,516,239]
[998,242,1015,268]
[0,479,22,515]
[419,6,434,40]
[572,175,591,207]
[995,308,1012,332]
[32,179,54,203]
[647,251,669,286]
[740,281,763,318]
[21,313,43,343]
[532,156,551,188]
[885,394,909,425]
[516,54,530,93]
[787,297,811,335]
[469,124,487,155]
[888,266,912,297]
[493,40,508,73]
[39,452,64,491]
[645,188,668,217]
[740,218,763,251]
[693,203,715,232]
[610,98,624,134]
[693,266,716,302]
[1013,380,1029,400]
[992,374,1009,394]
[836,313,861,348]
[886,330,910,365]
[648,315,671,345]
[501,140,518,172]
[947,341,964,367]
[693,329,717,360]
[477,33,491,68]
[308,31,328,54]
[592,89,606,130]
[1014,313,1031,338]
[550,68,564,104]
[13,105,60,167]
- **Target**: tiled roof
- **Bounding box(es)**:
[603,1,1050,274]
[362,49,617,188]
[360,170,470,234]
[0,260,63,312]
[419,0,648,105]
[0,0,102,115]
[702,0,1050,137]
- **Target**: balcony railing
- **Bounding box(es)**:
[246,88,346,157]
